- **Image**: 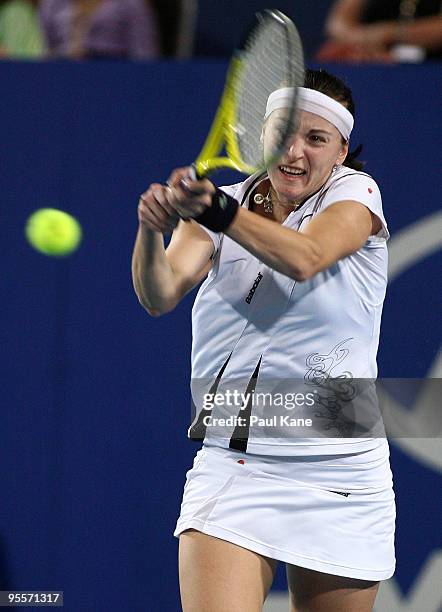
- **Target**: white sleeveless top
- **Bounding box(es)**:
[189,166,389,456]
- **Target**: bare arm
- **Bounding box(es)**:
[376,15,442,50]
[132,184,214,316]
[325,0,366,41]
[339,14,442,50]
[326,0,442,50]
[225,200,379,281]
[164,170,382,282]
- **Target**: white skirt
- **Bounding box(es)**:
[174,441,396,581]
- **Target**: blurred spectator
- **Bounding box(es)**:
[0,0,44,58]
[39,0,160,60]
[317,0,442,62]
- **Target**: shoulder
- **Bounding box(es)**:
[324,167,381,198]
[319,167,388,241]
[321,167,382,212]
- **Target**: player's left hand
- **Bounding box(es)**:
[166,167,216,220]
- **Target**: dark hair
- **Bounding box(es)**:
[304,69,364,171]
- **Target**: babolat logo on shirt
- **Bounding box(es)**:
[245,272,263,304]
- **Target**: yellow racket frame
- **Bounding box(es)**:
[193,10,302,179]
[194,57,257,177]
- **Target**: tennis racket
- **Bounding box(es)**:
[191,9,304,180]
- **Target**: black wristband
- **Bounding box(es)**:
[193,187,239,233]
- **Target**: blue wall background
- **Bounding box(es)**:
[0,60,441,611]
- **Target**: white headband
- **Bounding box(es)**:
[264,86,354,141]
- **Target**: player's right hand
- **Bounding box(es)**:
[138,184,180,234]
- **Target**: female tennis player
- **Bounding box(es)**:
[132,69,395,612]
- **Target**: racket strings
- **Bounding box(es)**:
[234,15,304,169]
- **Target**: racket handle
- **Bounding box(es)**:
[188,164,199,181]
[180,164,203,195]
[175,165,199,223]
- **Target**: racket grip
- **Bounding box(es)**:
[188,164,199,181]
[180,164,202,195]
[175,166,199,223]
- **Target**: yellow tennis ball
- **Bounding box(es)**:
[25,208,82,257]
